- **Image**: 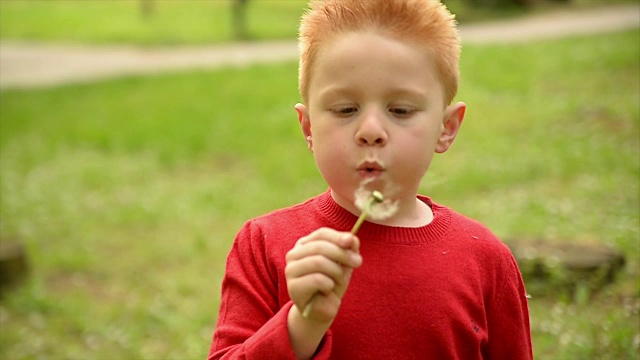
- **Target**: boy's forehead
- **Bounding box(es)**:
[308,31,444,103]
[314,31,438,79]
[315,30,439,70]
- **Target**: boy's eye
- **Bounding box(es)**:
[332,107,358,115]
[389,107,414,117]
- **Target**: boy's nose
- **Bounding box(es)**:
[355,110,388,146]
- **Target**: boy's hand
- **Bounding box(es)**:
[285,227,363,323]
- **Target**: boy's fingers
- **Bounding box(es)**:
[286,241,362,269]
[288,274,335,300]
[351,234,360,252]
[285,254,346,285]
[298,266,356,320]
[286,228,364,320]
[296,227,358,250]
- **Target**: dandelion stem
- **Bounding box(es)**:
[350,190,384,235]
[301,190,384,318]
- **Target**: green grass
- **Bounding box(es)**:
[444,0,639,24]
[1,30,639,358]
[0,0,309,45]
[0,0,636,45]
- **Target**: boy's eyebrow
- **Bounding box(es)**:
[387,87,429,101]
[318,86,429,101]
[317,86,358,100]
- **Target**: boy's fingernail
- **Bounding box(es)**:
[352,235,360,250]
[351,252,363,265]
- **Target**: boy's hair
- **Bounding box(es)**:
[298,0,460,105]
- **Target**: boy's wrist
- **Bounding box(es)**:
[287,304,332,359]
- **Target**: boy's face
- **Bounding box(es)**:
[296,31,465,214]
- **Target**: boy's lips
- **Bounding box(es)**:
[357,160,385,179]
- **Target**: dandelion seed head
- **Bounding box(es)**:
[354,180,399,221]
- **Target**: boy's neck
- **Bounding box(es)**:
[384,197,434,228]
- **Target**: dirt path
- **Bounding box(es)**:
[0,3,638,90]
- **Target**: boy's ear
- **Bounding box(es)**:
[295,103,313,152]
[436,102,466,154]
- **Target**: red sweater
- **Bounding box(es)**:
[209,190,533,359]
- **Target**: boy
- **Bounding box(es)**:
[209,0,533,359]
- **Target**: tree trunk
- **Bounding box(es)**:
[0,241,30,292]
[140,0,154,19]
[232,0,249,40]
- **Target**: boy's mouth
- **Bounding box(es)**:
[357,160,385,179]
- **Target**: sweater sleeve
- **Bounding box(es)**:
[484,244,533,359]
[208,220,332,360]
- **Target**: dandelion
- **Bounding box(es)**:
[350,190,385,234]
[351,187,398,233]
[302,183,399,318]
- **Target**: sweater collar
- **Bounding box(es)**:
[315,189,451,245]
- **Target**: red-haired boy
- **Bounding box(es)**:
[210,1,533,358]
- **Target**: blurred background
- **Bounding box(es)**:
[0,0,638,358]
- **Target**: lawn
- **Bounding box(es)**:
[0,0,636,45]
[0,0,310,45]
[0,29,638,360]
